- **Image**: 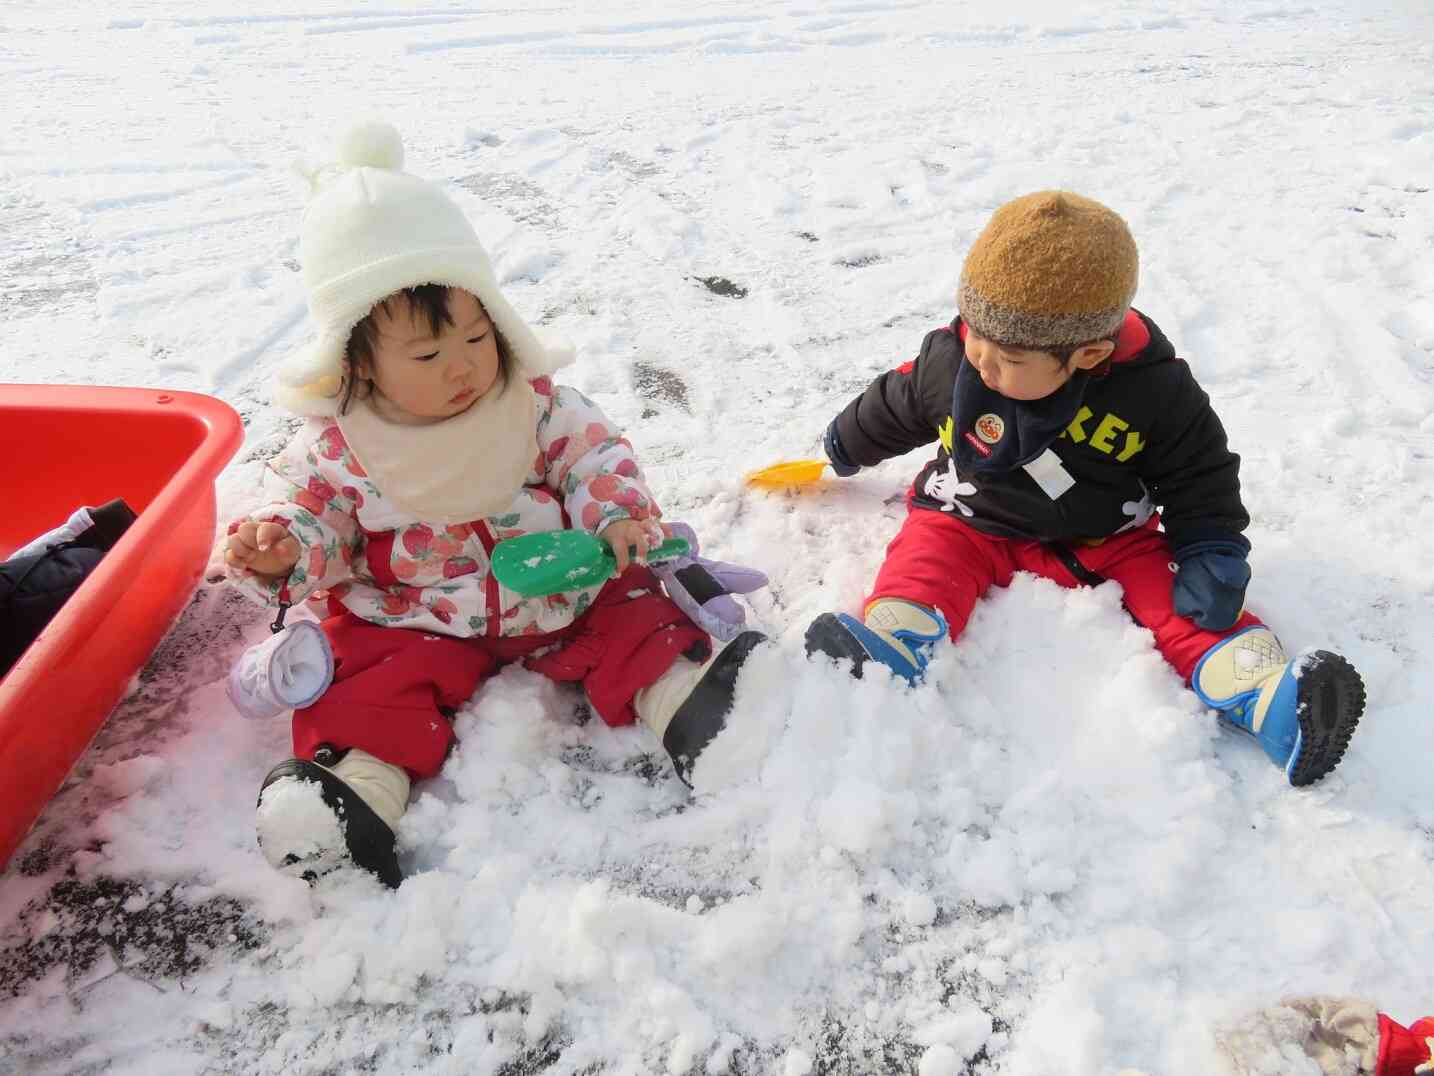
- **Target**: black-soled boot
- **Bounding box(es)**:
[640,630,766,786]
[255,747,407,888]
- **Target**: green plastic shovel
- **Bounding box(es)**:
[489,530,691,597]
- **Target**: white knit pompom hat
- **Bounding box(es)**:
[276,121,573,416]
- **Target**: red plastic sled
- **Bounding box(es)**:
[0,385,243,868]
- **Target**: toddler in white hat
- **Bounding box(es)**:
[222,123,766,888]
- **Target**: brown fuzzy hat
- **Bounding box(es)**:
[957,191,1138,351]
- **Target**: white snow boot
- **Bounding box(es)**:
[227,619,335,720]
[1192,626,1365,786]
[255,746,410,888]
[635,630,766,786]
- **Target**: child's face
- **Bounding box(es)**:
[964,328,1114,401]
[357,289,502,419]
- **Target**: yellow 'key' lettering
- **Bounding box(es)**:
[1116,430,1146,462]
[1089,413,1129,455]
[1064,406,1094,443]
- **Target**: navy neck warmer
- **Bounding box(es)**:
[950,339,1091,473]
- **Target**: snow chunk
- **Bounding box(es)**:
[902,892,938,926]
[917,1044,960,1076]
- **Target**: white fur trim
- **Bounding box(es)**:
[277,334,346,389]
[536,334,576,370]
[273,377,343,418]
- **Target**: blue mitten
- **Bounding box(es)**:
[1172,539,1251,631]
[824,421,861,478]
[654,523,769,643]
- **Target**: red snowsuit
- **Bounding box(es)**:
[868,509,1259,682]
[294,565,706,779]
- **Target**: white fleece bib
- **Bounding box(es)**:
[336,380,538,526]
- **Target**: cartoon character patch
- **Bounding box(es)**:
[923,458,976,516]
[1115,481,1156,534]
[974,413,1005,445]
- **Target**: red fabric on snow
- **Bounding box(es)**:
[1377,1013,1434,1076]
[525,568,709,728]
[292,565,707,778]
[867,506,1260,682]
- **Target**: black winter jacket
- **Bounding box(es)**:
[0,499,136,678]
[831,311,1249,551]
[1,546,106,677]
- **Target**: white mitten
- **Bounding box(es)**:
[226,620,334,720]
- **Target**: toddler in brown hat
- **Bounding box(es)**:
[805,190,1364,786]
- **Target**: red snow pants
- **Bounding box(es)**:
[291,566,708,779]
[867,508,1261,683]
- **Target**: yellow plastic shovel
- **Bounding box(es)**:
[745,458,829,489]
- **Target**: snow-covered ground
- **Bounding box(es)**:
[3,1,1433,1073]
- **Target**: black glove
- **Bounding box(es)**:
[1172,538,1250,631]
[823,421,860,477]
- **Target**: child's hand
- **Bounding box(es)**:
[1172,542,1250,630]
[226,521,302,578]
[824,420,860,477]
[600,518,665,574]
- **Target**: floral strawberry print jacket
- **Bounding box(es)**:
[227,377,660,638]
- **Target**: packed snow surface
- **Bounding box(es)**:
[3,2,1433,1074]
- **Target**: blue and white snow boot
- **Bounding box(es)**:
[1192,626,1365,786]
[804,599,948,685]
